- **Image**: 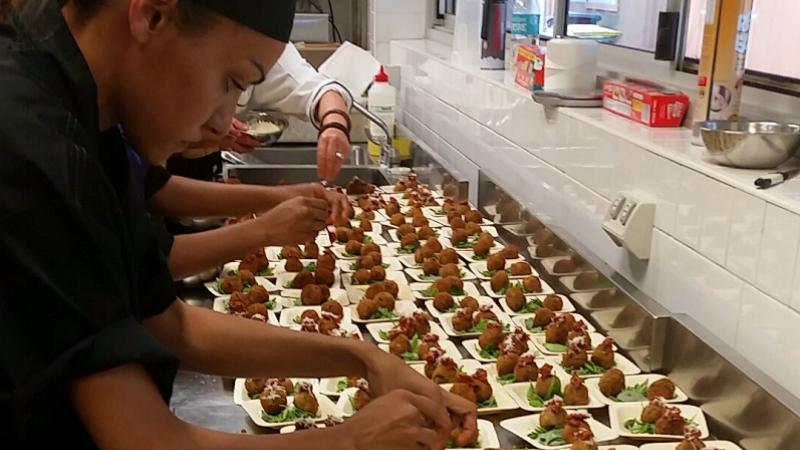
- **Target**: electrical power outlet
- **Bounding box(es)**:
[602,190,656,260]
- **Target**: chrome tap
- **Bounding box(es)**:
[352,101,400,168]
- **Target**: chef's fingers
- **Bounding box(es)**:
[399,390,452,446]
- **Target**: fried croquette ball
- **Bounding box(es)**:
[385,202,401,216]
[450,381,477,404]
[401,233,419,248]
[364,283,385,299]
[449,216,466,230]
[472,240,491,257]
[245,378,266,396]
[292,271,315,289]
[349,228,365,244]
[510,262,532,276]
[535,244,555,258]
[501,244,520,260]
[460,296,480,310]
[591,338,615,370]
[370,265,387,282]
[360,210,375,220]
[247,285,269,305]
[417,335,442,361]
[523,275,542,293]
[293,387,319,415]
[260,386,288,416]
[474,306,498,324]
[352,388,371,411]
[451,308,474,332]
[221,275,244,294]
[574,271,600,290]
[534,307,555,327]
[237,254,261,274]
[412,216,429,228]
[301,284,327,306]
[317,253,336,271]
[496,352,519,376]
[450,229,469,246]
[439,263,461,279]
[390,213,406,227]
[300,309,321,324]
[312,267,334,286]
[246,303,268,317]
[432,358,459,384]
[553,259,577,274]
[357,254,376,270]
[478,322,505,350]
[389,334,411,356]
[417,226,436,240]
[237,270,256,287]
[490,270,509,293]
[415,247,433,264]
[368,252,382,267]
[270,378,295,395]
[345,240,363,256]
[515,355,538,382]
[357,298,379,320]
[353,268,371,285]
[563,415,592,444]
[539,398,566,428]
[359,219,373,232]
[564,373,589,406]
[397,223,415,237]
[321,300,344,318]
[505,287,526,312]
[432,277,453,295]
[486,253,506,272]
[447,276,464,293]
[648,378,676,401]
[641,399,666,423]
[318,316,341,335]
[423,258,441,276]
[464,221,482,236]
[303,241,319,259]
[439,248,459,265]
[228,292,248,314]
[374,292,396,311]
[382,280,399,297]
[654,407,685,435]
[284,257,304,273]
[561,347,588,371]
[362,242,381,257]
[424,238,443,253]
[598,368,625,398]
[471,370,493,403]
[281,246,303,259]
[535,369,559,399]
[464,209,483,224]
[543,295,563,311]
[433,292,455,312]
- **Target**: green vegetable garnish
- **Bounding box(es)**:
[496,372,517,385]
[262,406,318,423]
[398,242,422,254]
[477,344,500,359]
[457,319,510,335]
[624,418,656,434]
[480,269,497,277]
[562,360,609,376]
[454,240,473,249]
[400,335,421,361]
[371,307,398,320]
[519,297,544,314]
[527,426,566,446]
[303,262,317,272]
[364,235,373,244]
[351,261,390,270]
[543,343,568,353]
[432,209,445,216]
[336,379,348,392]
[526,378,561,407]
[523,319,545,334]
[257,267,275,277]
[610,381,649,402]
[471,254,488,261]
[477,396,498,409]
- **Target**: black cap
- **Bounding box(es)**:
[192,0,296,43]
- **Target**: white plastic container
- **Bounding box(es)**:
[367,66,396,140]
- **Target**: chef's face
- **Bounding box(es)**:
[116,0,284,164]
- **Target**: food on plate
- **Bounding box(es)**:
[281,246,303,260]
[238,249,270,275]
[464,221,482,236]
[414,247,434,264]
[525,217,543,233]
[561,338,589,371]
[362,242,380,257]
[283,256,303,273]
[411,216,428,227]
[509,326,531,355]
[358,210,375,221]
[598,368,625,397]
[383,280,399,297]
[300,284,330,306]
[477,321,506,350]
[220,275,244,294]
[590,338,615,369]
[532,307,555,329]
[317,252,336,271]
[370,265,386,282]
[408,206,425,218]
[352,269,371,284]
[534,228,556,246]
[439,248,459,265]
[416,334,442,361]
[505,287,526,312]
[351,378,372,411]
[417,226,436,240]
[567,321,591,347]
[433,292,455,312]
[389,332,411,356]
[367,252,382,267]
[573,271,600,290]
[510,262,532,276]
[540,397,567,429]
[496,345,520,378]
[291,271,315,289]
[514,354,538,383]
[641,397,667,423]
[437,276,464,295]
[293,383,320,416]
[501,244,520,260]
[490,270,509,293]
[676,429,706,450]
[439,263,461,279]
[356,254,376,270]
[450,376,477,403]
[450,228,469,246]
[474,304,499,324]
[450,369,495,407]
[533,364,562,402]
[563,413,593,444]
[472,239,492,258]
[543,315,571,344]
[303,240,319,259]
[385,201,401,217]
[260,384,288,415]
[553,258,577,274]
[335,227,350,244]
[522,275,543,293]
[424,237,444,253]
[359,219,372,232]
[460,296,479,310]
[245,378,267,397]
[390,213,406,227]
[345,240,363,257]
[449,216,466,230]
[544,294,563,311]
[648,377,677,401]
[465,209,483,224]
[375,292,396,311]
[423,258,441,276]
[569,438,598,450]
[346,177,374,195]
[451,308,474,331]
[401,232,420,249]
[655,406,687,435]
[423,347,443,378]
[314,268,335,287]
[318,313,342,335]
[535,244,556,258]
[300,310,320,324]
[430,354,459,384]
[564,373,589,406]
[486,253,506,273]
[356,298,379,320]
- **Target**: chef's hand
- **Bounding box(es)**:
[286,183,353,226]
[317,126,350,181]
[256,196,329,245]
[363,351,478,450]
[337,390,448,450]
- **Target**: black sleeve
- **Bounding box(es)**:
[144,165,172,200]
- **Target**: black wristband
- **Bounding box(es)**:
[320,109,352,133]
[319,122,351,142]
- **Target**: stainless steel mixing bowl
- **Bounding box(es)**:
[238,110,289,146]
[699,121,800,169]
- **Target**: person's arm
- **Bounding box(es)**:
[72,364,442,450]
[315,89,351,181]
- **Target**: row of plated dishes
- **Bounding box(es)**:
[203,176,740,450]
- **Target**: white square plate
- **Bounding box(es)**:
[377,338,463,364]
[608,403,709,440]
[220,261,276,279]
[439,382,518,415]
[240,393,341,429]
[559,275,613,294]
[366,321,448,344]
[410,282,481,301]
[271,259,318,275]
[387,228,444,243]
[232,377,318,405]
[540,257,585,277]
[204,277,277,297]
[438,311,515,339]
[405,267,477,282]
[335,387,361,417]
[461,338,535,363]
[278,306,353,328]
[498,294,576,316]
[346,283,415,303]
[337,257,403,273]
[470,261,539,280]
[526,244,571,260]
[275,271,341,290]
[502,223,538,237]
[511,312,596,335]
[399,254,466,269]
[533,333,615,356]
[341,270,407,289]
[424,295,498,320]
[213,295,283,314]
[439,225,499,238]
[349,300,419,323]
[585,374,688,406]
[481,279,555,298]
[546,353,642,379]
[503,381,605,412]
[280,288,349,306]
[500,412,619,449]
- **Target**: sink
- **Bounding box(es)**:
[228,165,390,187]
[238,145,374,166]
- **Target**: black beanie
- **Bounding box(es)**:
[192,0,296,43]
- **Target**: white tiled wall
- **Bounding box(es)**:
[390,40,800,399]
[368,0,428,63]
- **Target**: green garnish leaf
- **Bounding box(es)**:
[496,372,517,385]
[257,267,275,277]
[336,379,347,392]
[303,262,317,272]
[610,381,649,402]
[477,396,498,409]
[378,329,389,340]
[544,343,568,353]
[480,269,497,277]
[471,254,488,261]
[418,287,439,298]
[547,376,562,399]
[523,318,545,334]
[372,307,399,320]
[262,406,318,423]
[364,235,373,243]
[398,242,422,254]
[527,426,566,446]
[401,334,421,361]
[446,437,480,449]
[526,385,547,407]
[563,360,609,376]
[520,297,544,313]
[454,240,473,249]
[477,344,500,360]
[624,418,656,434]
[457,319,511,335]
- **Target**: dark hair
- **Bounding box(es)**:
[71,0,217,32]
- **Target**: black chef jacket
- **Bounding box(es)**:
[0,2,179,449]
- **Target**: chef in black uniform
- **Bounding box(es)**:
[0,1,477,450]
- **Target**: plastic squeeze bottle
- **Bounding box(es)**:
[367,66,396,141]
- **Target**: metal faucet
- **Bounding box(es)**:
[352,101,400,168]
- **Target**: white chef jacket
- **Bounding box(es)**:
[238,43,352,128]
